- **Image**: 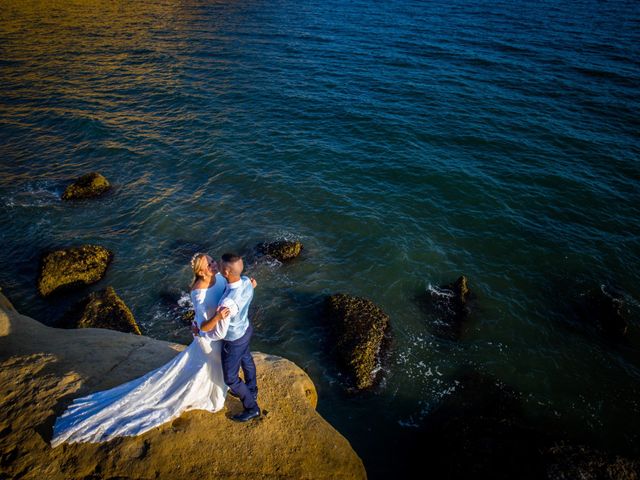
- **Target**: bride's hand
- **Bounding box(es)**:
[191,321,200,337]
[250,277,257,288]
[216,306,231,319]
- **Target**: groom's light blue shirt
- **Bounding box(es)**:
[219,276,253,342]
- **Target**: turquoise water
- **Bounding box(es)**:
[1,0,639,476]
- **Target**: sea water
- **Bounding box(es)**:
[1,0,639,477]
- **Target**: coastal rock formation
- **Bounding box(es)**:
[61,172,111,200]
[423,275,473,340]
[0,292,366,480]
[402,370,640,479]
[37,245,113,297]
[325,293,390,391]
[543,443,639,480]
[579,285,630,338]
[64,287,141,335]
[258,240,303,261]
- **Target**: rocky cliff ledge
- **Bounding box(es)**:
[0,292,366,480]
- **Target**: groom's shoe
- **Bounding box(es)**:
[232,407,260,422]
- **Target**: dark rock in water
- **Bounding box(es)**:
[61,172,111,200]
[579,285,630,338]
[421,275,473,340]
[158,287,194,326]
[64,287,141,334]
[37,245,112,297]
[542,443,640,480]
[418,370,551,479]
[258,240,303,261]
[324,293,391,391]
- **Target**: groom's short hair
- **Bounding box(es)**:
[221,253,242,264]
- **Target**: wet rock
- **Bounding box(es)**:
[65,287,141,335]
[542,443,640,480]
[579,285,631,338]
[158,288,194,326]
[422,275,473,340]
[61,172,111,200]
[38,245,112,297]
[324,293,391,391]
[258,240,303,261]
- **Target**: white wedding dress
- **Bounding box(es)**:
[51,275,229,447]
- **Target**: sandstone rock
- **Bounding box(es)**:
[61,172,111,200]
[65,287,141,335]
[325,293,390,391]
[0,292,366,480]
[423,275,473,340]
[258,240,303,261]
[37,245,112,297]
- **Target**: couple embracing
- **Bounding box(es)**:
[51,252,260,448]
[190,252,260,422]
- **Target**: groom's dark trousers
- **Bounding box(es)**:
[222,325,258,411]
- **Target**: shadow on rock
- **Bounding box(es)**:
[59,287,141,335]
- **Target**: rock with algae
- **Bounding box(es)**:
[65,287,141,335]
[37,245,113,297]
[325,293,391,391]
[258,240,303,261]
[61,172,111,200]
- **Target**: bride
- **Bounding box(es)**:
[51,253,232,447]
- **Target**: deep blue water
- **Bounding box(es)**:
[1,0,639,477]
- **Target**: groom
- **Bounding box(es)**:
[218,253,260,422]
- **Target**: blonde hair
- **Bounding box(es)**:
[190,253,208,287]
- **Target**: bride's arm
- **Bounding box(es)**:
[200,306,230,332]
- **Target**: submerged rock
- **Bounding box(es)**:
[422,275,473,340]
[61,172,111,200]
[579,284,631,338]
[325,293,391,391]
[258,240,303,261]
[417,370,551,478]
[37,245,113,297]
[543,443,640,480]
[65,287,141,335]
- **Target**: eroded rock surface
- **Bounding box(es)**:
[258,240,303,261]
[37,245,112,297]
[61,172,111,200]
[64,287,141,335]
[325,293,390,391]
[0,292,366,480]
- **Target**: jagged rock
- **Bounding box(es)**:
[423,275,473,340]
[258,240,303,261]
[37,245,113,297]
[0,292,366,479]
[61,172,111,200]
[65,287,141,335]
[325,293,390,391]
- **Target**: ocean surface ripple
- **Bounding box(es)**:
[1,0,639,477]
